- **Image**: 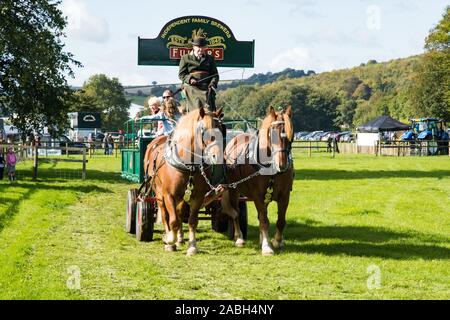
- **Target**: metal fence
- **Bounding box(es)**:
[0,143,88,180]
[375,140,450,157]
[292,139,340,157]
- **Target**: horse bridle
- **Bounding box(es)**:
[269,120,292,155]
[189,116,224,165]
[267,119,292,172]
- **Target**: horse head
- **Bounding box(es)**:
[173,106,224,165]
[259,106,294,173]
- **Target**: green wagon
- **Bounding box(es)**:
[122,117,255,242]
[120,118,164,183]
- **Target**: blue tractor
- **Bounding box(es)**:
[401,118,449,155]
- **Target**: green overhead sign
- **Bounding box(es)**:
[138,16,254,68]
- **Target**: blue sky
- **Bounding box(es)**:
[61,0,449,87]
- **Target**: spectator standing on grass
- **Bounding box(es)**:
[103,134,108,155]
[6,147,17,182]
[87,133,94,151]
[108,134,114,155]
[118,130,125,149]
[0,152,5,180]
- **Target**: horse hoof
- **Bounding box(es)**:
[271,239,284,249]
[186,246,198,256]
[175,241,184,248]
[164,244,177,252]
[235,238,246,248]
[262,246,274,256]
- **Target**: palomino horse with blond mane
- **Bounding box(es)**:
[143,106,224,255]
[221,106,294,255]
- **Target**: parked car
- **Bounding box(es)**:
[87,132,105,142]
[340,132,355,142]
[320,131,339,141]
[334,131,350,142]
[40,134,87,154]
[294,131,309,141]
[307,131,325,141]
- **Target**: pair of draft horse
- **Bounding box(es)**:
[143,105,294,256]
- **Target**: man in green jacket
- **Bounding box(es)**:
[178,33,219,111]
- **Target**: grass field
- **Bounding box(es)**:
[0,152,449,299]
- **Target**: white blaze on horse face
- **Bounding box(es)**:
[192,122,206,165]
[202,128,224,165]
[258,128,278,176]
[192,122,222,165]
[173,127,194,164]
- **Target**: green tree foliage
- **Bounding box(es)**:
[335,98,357,128]
[72,75,130,131]
[410,6,450,120]
[352,83,372,100]
[0,0,81,136]
[341,76,362,98]
[217,82,339,131]
[216,7,449,130]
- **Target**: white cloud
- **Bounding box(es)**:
[296,28,381,48]
[61,0,109,43]
[268,47,337,73]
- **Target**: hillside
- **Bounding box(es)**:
[216,56,423,131]
[124,68,315,106]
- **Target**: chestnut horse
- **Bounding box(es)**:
[221,106,294,255]
[143,107,224,255]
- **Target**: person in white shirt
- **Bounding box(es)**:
[140,97,181,136]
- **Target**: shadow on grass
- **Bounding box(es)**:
[0,182,110,233]
[295,169,450,181]
[242,221,450,260]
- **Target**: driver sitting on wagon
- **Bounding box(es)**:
[178,29,219,112]
[178,29,225,191]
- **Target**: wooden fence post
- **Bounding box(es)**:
[66,143,69,157]
[33,145,38,181]
[308,141,312,157]
[332,138,336,158]
[82,149,86,180]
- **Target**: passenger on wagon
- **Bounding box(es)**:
[178,29,219,112]
[147,96,161,115]
[141,97,180,136]
[162,89,181,107]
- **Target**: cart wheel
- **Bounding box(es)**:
[126,189,138,234]
[136,200,155,242]
[228,201,248,240]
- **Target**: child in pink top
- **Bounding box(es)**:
[6,147,17,182]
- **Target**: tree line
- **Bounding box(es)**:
[217,6,450,131]
[1,1,448,136]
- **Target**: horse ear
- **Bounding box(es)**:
[268,106,276,117]
[199,106,206,119]
[286,105,293,118]
[215,107,224,119]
